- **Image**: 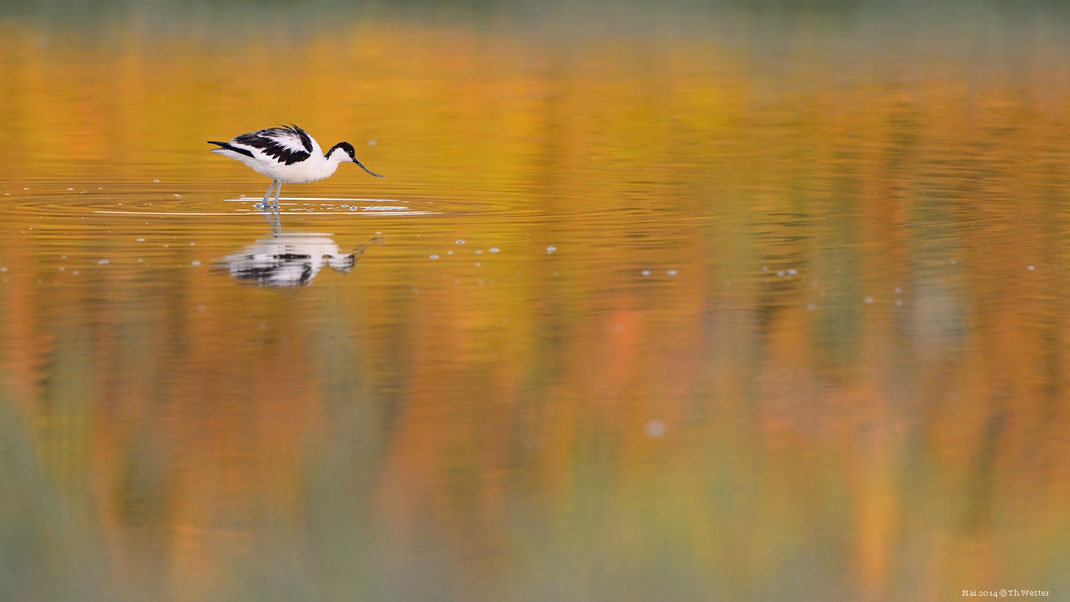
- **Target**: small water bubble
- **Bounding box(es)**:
[137,258,143,263]
[197,305,205,313]
[58,267,65,272]
[474,262,482,267]
[368,140,377,146]
[895,299,903,307]
[72,270,78,275]
[98,259,109,265]
[864,296,874,304]
[777,270,785,277]
[787,268,797,275]
[456,239,466,245]
[807,303,817,311]
[447,251,454,255]
[547,246,556,254]
[645,420,667,438]
[67,187,74,191]
[894,286,902,294]
[137,238,145,242]
[489,247,500,253]
[1028,265,1035,271]
[189,242,196,246]
[173,194,182,198]
[430,254,439,260]
[475,249,483,255]
[192,260,201,266]
[0,267,5,273]
[153,179,160,183]
[641,270,651,277]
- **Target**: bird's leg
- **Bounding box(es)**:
[261,180,277,207]
[273,182,282,210]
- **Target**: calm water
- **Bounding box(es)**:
[2,3,1070,601]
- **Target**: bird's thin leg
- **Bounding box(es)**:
[273,182,282,210]
[261,180,277,207]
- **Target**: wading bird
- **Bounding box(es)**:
[208,124,384,208]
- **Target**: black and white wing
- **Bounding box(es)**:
[227,124,314,166]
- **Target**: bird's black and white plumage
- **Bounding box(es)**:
[208,124,383,207]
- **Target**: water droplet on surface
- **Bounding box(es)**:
[787,268,797,275]
[547,246,556,254]
[430,254,439,260]
[489,247,500,253]
[1028,265,1035,271]
[641,270,651,276]
[153,179,160,183]
[645,420,667,438]
[864,296,874,304]
[667,269,677,276]
[98,259,109,265]
[456,239,465,245]
[191,260,200,266]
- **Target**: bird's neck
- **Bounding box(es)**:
[317,156,343,180]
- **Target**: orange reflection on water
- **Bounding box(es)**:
[1,8,1070,601]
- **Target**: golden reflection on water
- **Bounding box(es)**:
[1,6,1070,601]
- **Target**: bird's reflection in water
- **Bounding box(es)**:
[219,204,378,287]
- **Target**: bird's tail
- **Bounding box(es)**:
[207,140,254,158]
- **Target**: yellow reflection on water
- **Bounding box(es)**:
[1,6,1069,601]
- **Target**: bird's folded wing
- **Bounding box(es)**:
[233,126,312,165]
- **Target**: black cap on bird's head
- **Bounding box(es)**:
[326,142,385,178]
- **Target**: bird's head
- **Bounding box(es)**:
[326,142,385,178]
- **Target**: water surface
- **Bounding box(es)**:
[2,3,1069,601]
